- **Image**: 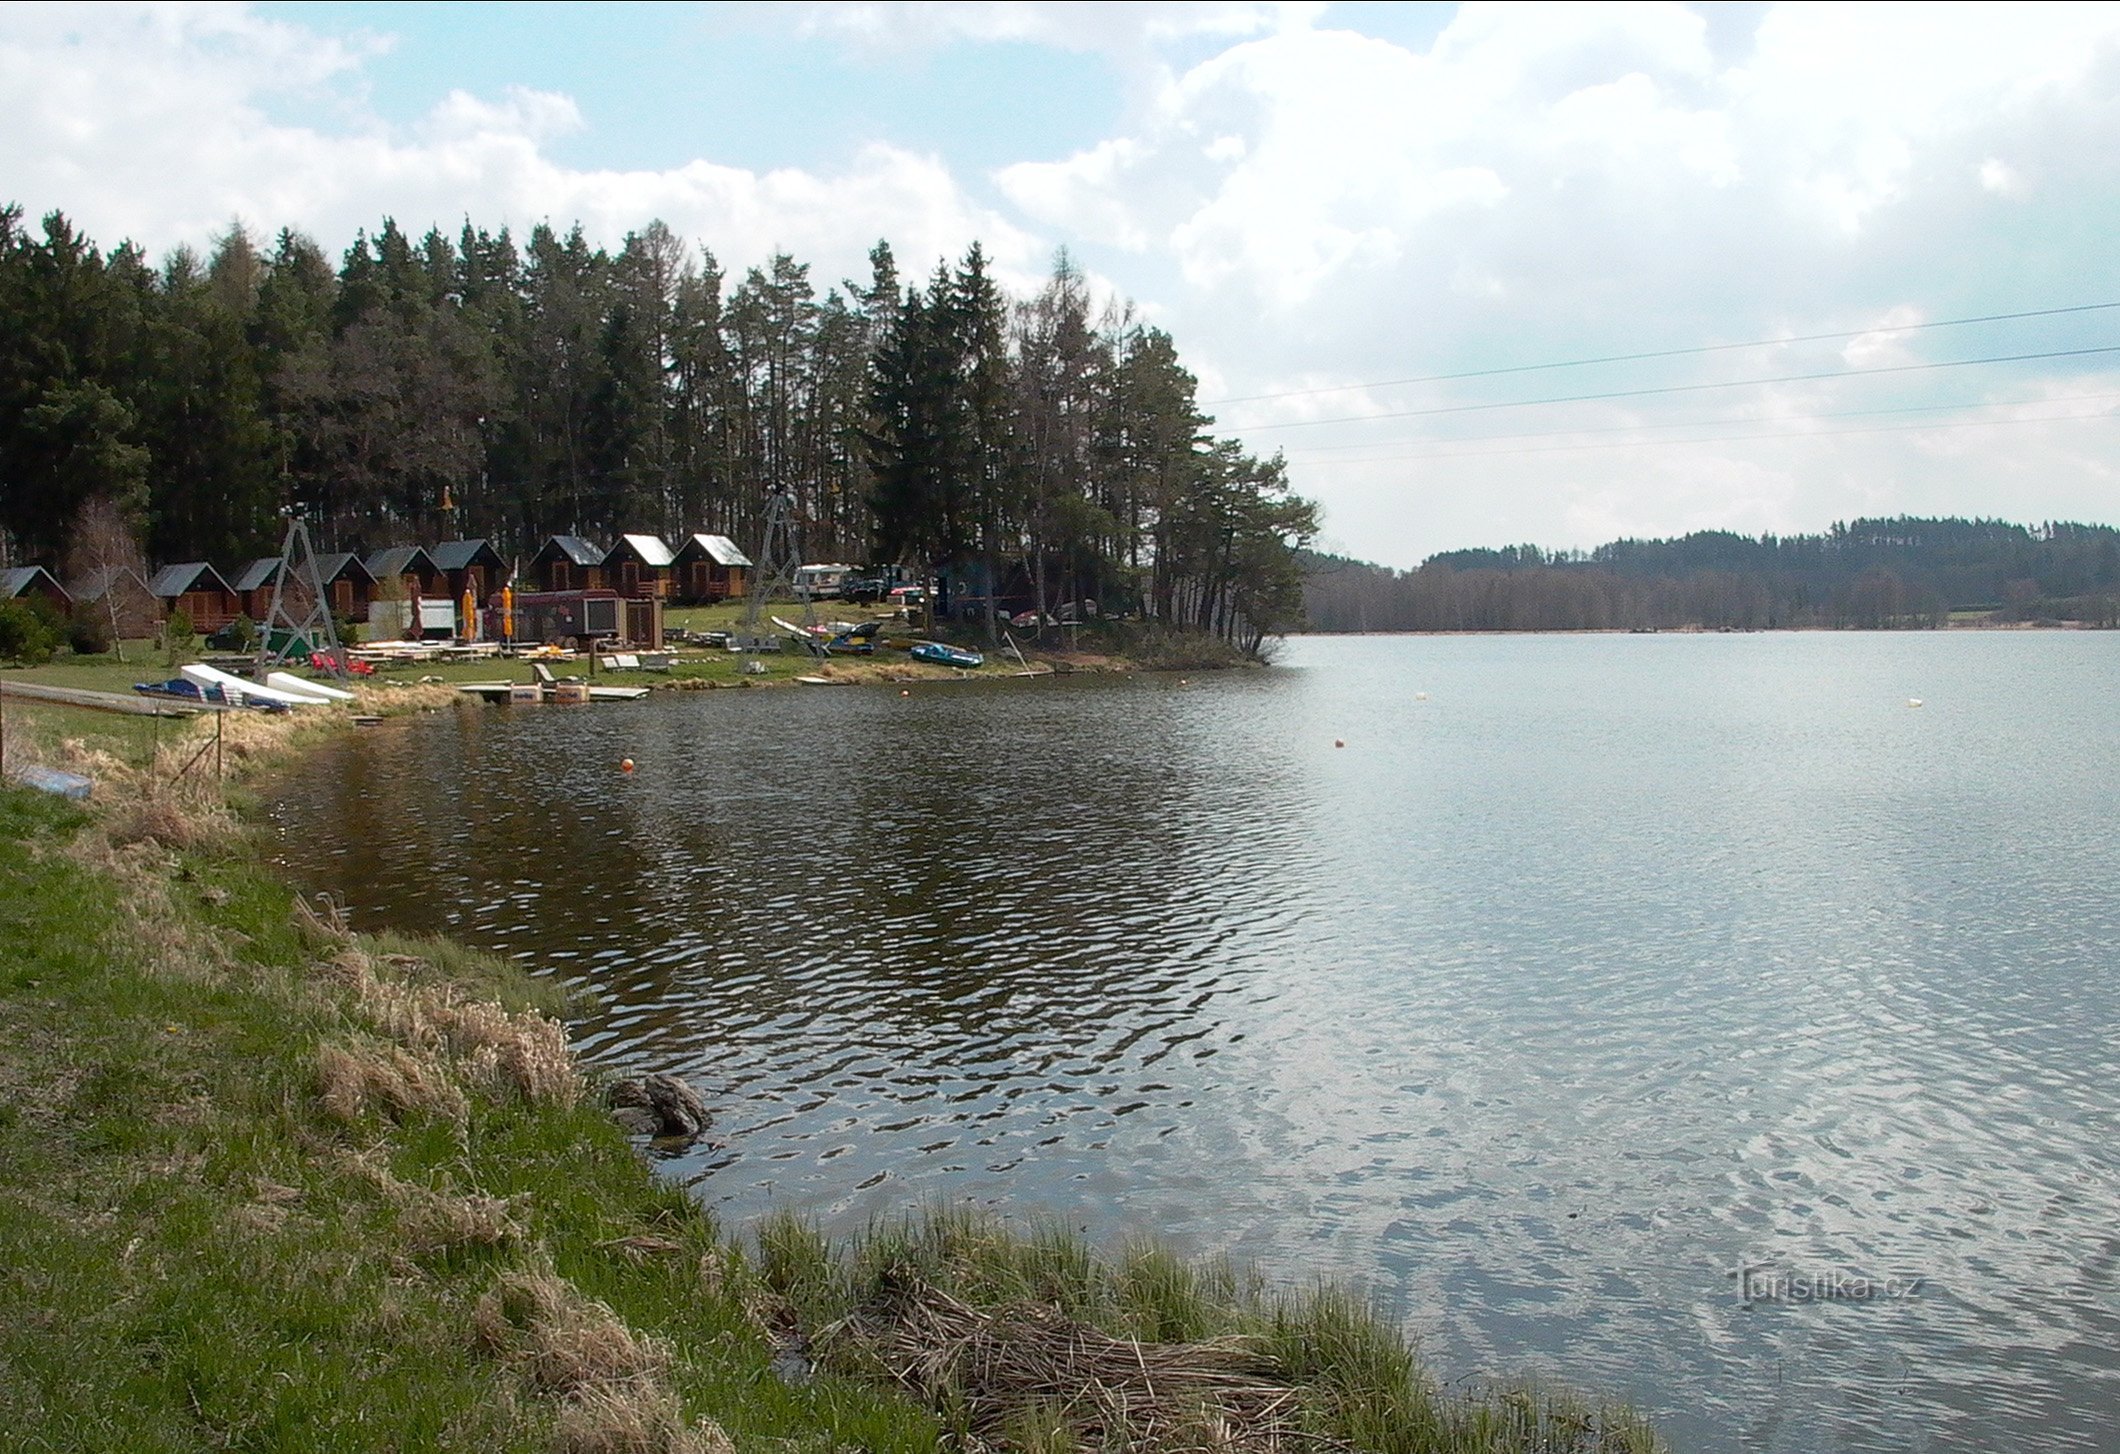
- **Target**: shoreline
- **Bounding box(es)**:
[0,671,1662,1453]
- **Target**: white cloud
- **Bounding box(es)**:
[0,3,1038,287]
[795,1,1324,56]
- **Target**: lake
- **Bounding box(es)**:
[263,631,2120,1453]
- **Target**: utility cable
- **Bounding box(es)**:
[1200,300,2120,407]
[1221,345,2120,433]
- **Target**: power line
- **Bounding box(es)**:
[1200,300,2120,408]
[1280,401,2116,467]
[1276,388,2120,456]
[1222,345,2120,433]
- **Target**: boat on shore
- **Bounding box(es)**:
[909,642,984,669]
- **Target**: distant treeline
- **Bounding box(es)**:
[0,205,1314,647]
[1303,518,2120,632]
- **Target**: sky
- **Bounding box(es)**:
[6,1,2120,568]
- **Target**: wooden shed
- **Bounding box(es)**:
[604,534,675,600]
[672,533,752,603]
[147,562,240,632]
[0,565,73,614]
[430,539,508,604]
[531,536,606,593]
[363,546,446,603]
[314,553,376,618]
[71,565,160,636]
[228,557,283,621]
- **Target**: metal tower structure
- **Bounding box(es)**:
[254,514,348,681]
[741,487,811,636]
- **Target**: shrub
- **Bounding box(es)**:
[163,607,195,666]
[0,600,62,664]
[67,606,114,657]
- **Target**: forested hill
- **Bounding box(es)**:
[0,206,1315,647]
[1303,518,2120,632]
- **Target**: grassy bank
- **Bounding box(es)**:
[0,693,1659,1452]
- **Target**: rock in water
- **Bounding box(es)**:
[607,1072,710,1138]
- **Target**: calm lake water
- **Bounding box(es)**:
[264,632,2120,1453]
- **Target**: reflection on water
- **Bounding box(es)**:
[266,633,2120,1453]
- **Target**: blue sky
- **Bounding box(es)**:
[6,2,2119,566]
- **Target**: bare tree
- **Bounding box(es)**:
[64,495,154,660]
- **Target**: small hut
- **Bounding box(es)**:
[228,557,283,621]
[430,539,508,603]
[671,534,752,603]
[71,565,159,637]
[604,534,675,600]
[315,553,376,619]
[531,536,605,593]
[0,565,73,614]
[147,562,240,632]
[363,546,445,602]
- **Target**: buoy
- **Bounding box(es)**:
[620,758,635,773]
[1906,698,1923,709]
[1334,739,1345,748]
[900,689,911,697]
[1414,691,1428,701]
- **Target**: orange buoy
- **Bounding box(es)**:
[620,758,635,773]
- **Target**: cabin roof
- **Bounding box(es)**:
[608,533,676,568]
[228,557,283,593]
[315,552,375,584]
[677,533,753,568]
[70,565,150,602]
[147,562,235,599]
[429,538,505,572]
[535,535,606,567]
[364,546,437,579]
[0,565,68,601]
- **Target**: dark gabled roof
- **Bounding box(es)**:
[228,557,283,593]
[534,535,605,568]
[429,538,505,572]
[364,546,438,580]
[606,533,676,568]
[675,533,753,568]
[0,565,69,602]
[147,562,235,599]
[70,565,151,603]
[315,552,375,585]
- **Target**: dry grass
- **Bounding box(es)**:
[476,1264,671,1396]
[554,1383,735,1454]
[475,1261,737,1454]
[317,1038,473,1126]
[829,1271,1318,1454]
[323,943,582,1109]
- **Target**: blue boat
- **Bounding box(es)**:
[908,642,983,669]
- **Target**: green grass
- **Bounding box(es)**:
[0,784,944,1452]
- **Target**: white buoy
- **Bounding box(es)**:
[1907,698,1924,708]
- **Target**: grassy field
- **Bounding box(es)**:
[0,652,1660,1452]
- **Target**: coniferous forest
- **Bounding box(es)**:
[0,206,1315,649]
[1303,518,2120,632]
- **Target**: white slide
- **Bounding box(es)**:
[265,671,356,702]
[180,662,321,708]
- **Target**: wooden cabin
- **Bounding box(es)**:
[430,539,507,604]
[672,533,752,603]
[0,565,72,614]
[362,546,445,603]
[604,534,675,600]
[531,536,605,593]
[228,557,282,621]
[146,562,240,632]
[314,553,376,619]
[70,565,159,636]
